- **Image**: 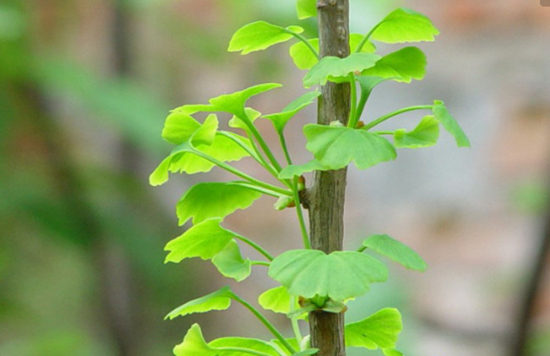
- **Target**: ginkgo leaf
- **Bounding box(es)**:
[228,21,304,55]
[166,287,233,320]
[345,308,403,350]
[304,125,397,170]
[370,8,439,43]
[209,337,280,356]
[394,115,439,148]
[357,76,390,106]
[177,182,262,225]
[268,249,388,301]
[164,218,236,263]
[228,107,261,131]
[172,104,216,115]
[278,159,328,179]
[362,234,427,271]
[383,349,404,356]
[173,324,215,356]
[361,47,427,83]
[289,35,375,71]
[296,0,317,20]
[210,83,282,119]
[303,53,381,87]
[212,240,252,282]
[191,114,218,146]
[264,91,321,133]
[162,112,201,144]
[432,100,470,147]
[258,286,293,314]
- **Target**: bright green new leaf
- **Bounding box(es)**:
[212,240,252,282]
[289,35,375,71]
[303,53,381,87]
[304,125,397,170]
[362,234,427,271]
[432,100,470,147]
[210,83,282,119]
[173,324,215,356]
[209,337,280,356]
[264,91,321,133]
[164,218,236,263]
[149,134,251,186]
[166,287,233,320]
[191,114,218,146]
[394,115,439,148]
[370,8,440,43]
[357,76,390,106]
[269,250,388,301]
[296,0,317,19]
[258,286,293,314]
[228,107,261,131]
[228,21,304,55]
[278,159,328,179]
[383,349,404,356]
[345,308,403,350]
[362,47,427,83]
[289,39,319,70]
[172,104,215,115]
[162,112,201,145]
[177,182,262,225]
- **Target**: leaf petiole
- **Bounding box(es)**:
[363,105,433,131]
[285,29,319,60]
[348,73,358,128]
[251,260,271,267]
[233,233,274,261]
[354,22,381,53]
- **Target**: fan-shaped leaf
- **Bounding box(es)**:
[371,8,439,43]
[362,47,426,83]
[164,218,236,263]
[212,240,252,282]
[278,159,328,179]
[162,112,201,144]
[303,53,381,87]
[173,324,215,356]
[177,182,262,225]
[210,337,280,356]
[166,287,233,320]
[269,250,388,301]
[191,114,218,146]
[345,308,403,350]
[228,107,262,131]
[264,91,321,133]
[258,286,293,314]
[229,21,304,55]
[297,0,317,20]
[210,83,282,119]
[432,100,470,147]
[304,125,397,170]
[394,115,439,148]
[362,234,427,271]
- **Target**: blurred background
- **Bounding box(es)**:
[1,0,549,355]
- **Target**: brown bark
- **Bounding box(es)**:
[307,1,350,356]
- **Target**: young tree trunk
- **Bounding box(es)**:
[307,1,350,356]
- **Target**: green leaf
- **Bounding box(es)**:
[173,324,215,356]
[278,159,328,179]
[164,218,236,263]
[212,240,252,282]
[345,308,403,350]
[191,114,218,146]
[269,250,388,301]
[228,21,304,55]
[177,182,262,225]
[264,91,321,133]
[383,349,404,356]
[304,125,397,170]
[394,115,439,148]
[432,100,470,147]
[357,76,390,104]
[362,47,427,83]
[210,83,282,119]
[362,234,427,271]
[296,0,317,20]
[289,39,319,70]
[258,286,293,314]
[172,104,216,115]
[209,337,280,356]
[271,339,301,355]
[228,107,262,131]
[350,33,377,54]
[162,112,201,144]
[166,287,233,320]
[371,8,440,43]
[303,53,381,87]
